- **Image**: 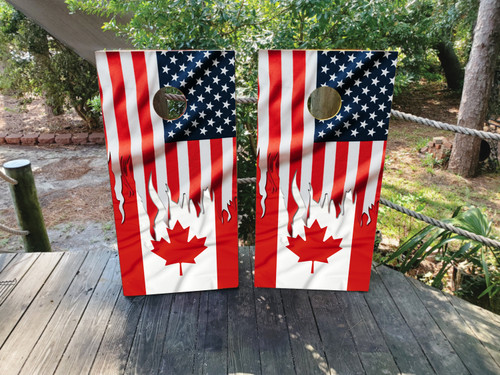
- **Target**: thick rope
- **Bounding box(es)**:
[237,177,500,249]
[0,223,28,236]
[0,170,17,185]
[390,110,500,141]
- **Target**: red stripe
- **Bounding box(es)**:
[311,142,325,202]
[188,140,202,214]
[255,50,282,288]
[106,52,146,296]
[214,138,239,288]
[131,51,158,237]
[347,141,380,291]
[165,144,180,203]
[332,142,349,217]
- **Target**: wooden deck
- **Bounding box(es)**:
[0,247,499,375]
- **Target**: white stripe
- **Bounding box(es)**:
[221,137,235,219]
[363,141,385,223]
[199,139,212,213]
[176,140,190,207]
[95,52,125,222]
[320,142,337,207]
[344,142,360,209]
[145,51,169,211]
[257,50,270,216]
[300,51,317,210]
[279,50,293,208]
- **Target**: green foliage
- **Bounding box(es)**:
[383,206,500,310]
[0,1,100,128]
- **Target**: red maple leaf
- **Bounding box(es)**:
[151,222,207,276]
[286,220,343,274]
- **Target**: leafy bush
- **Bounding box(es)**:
[384,206,500,311]
[0,1,100,128]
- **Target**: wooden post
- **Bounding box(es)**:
[3,159,51,252]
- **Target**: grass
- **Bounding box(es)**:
[378,118,500,251]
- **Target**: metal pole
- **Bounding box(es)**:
[3,159,51,252]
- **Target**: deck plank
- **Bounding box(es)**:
[0,253,16,273]
[90,293,145,375]
[446,293,500,366]
[376,265,469,375]
[309,291,365,374]
[20,251,113,375]
[158,293,201,374]
[0,252,87,375]
[54,251,120,375]
[409,276,500,375]
[124,294,173,375]
[336,291,400,375]
[0,252,60,347]
[227,246,261,375]
[365,268,436,374]
[254,287,295,374]
[281,289,329,375]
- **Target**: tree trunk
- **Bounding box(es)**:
[448,0,500,177]
[435,41,464,91]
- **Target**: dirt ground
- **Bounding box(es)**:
[0,84,498,253]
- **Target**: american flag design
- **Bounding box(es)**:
[96,50,238,296]
[255,50,397,290]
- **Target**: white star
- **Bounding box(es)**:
[360,120,368,128]
[344,88,352,96]
[229,57,235,65]
[220,51,227,57]
[171,73,179,81]
[212,59,220,67]
[203,51,210,58]
[353,96,361,104]
[327,123,334,130]
[191,119,199,128]
[381,68,389,77]
[184,128,191,136]
[337,81,345,88]
[182,113,189,120]
[378,103,386,111]
[162,65,170,74]
[224,117,231,125]
[370,95,378,103]
[362,87,370,95]
[380,86,388,95]
[215,109,222,117]
[368,128,375,136]
[200,127,207,135]
[366,51,373,59]
[339,64,346,72]
[169,55,178,64]
[330,73,337,81]
[187,54,194,62]
[384,51,391,58]
[356,61,363,69]
[390,77,396,85]
[343,121,351,129]
[206,102,214,110]
[205,85,213,93]
[179,64,186,72]
[369,112,377,120]
[188,87,195,95]
[354,79,362,87]
[352,112,360,120]
[348,54,356,62]
[321,65,329,73]
[346,71,354,78]
[213,76,221,85]
[377,120,385,127]
[168,130,175,137]
[187,70,195,78]
[216,126,223,134]
[180,79,186,87]
[361,104,369,112]
[196,78,203,86]
[373,60,381,68]
[372,77,380,86]
[199,111,206,119]
[195,60,203,68]
[230,75,235,82]
[318,130,325,138]
[223,101,230,109]
[344,104,352,112]
[221,84,229,92]
[232,125,236,132]
[330,55,338,64]
[197,94,205,102]
[363,69,371,77]
[351,128,359,137]
[204,68,211,76]
[220,67,228,75]
[190,103,197,111]
[175,122,183,129]
[214,93,221,101]
[160,51,167,56]
[335,113,343,121]
[392,59,398,67]
[335,129,342,137]
[208,119,215,126]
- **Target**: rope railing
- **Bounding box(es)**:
[0,168,28,236]
[237,177,500,249]
[0,170,17,185]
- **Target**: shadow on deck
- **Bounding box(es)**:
[0,247,499,374]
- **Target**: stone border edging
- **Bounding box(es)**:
[0,132,105,146]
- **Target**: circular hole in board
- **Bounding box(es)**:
[307,86,342,120]
[153,86,187,120]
